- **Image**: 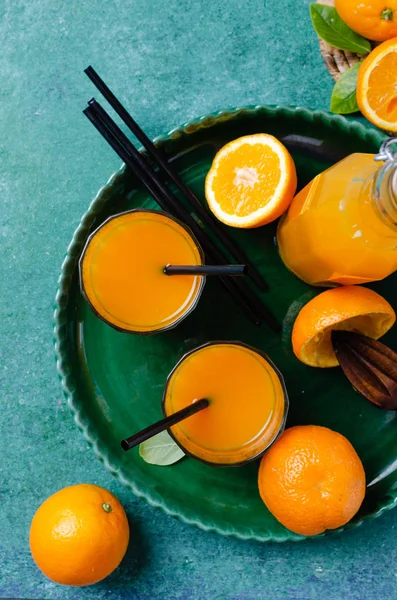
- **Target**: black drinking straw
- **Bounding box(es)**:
[83,100,280,331]
[164,264,247,276]
[84,65,268,292]
[83,104,262,327]
[121,398,209,451]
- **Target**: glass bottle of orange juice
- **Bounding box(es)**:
[277,139,397,286]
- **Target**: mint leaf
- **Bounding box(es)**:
[139,430,185,466]
[330,63,360,114]
[310,4,371,54]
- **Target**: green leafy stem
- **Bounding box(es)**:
[310,4,371,54]
[310,4,371,114]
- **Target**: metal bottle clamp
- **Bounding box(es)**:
[374,137,397,162]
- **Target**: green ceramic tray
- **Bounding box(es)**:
[55,105,397,543]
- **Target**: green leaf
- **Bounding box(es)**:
[330,63,360,114]
[139,430,185,466]
[310,4,371,54]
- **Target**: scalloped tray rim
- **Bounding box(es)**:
[54,104,395,543]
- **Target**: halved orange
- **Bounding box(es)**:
[357,37,397,132]
[205,134,297,228]
[292,286,396,368]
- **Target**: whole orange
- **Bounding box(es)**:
[30,484,130,586]
[335,0,397,42]
[258,426,366,536]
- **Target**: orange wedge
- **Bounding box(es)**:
[357,37,397,132]
[292,286,396,368]
[205,134,297,228]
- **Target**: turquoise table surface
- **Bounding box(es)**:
[2,0,397,598]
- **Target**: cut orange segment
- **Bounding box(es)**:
[292,286,396,368]
[205,134,297,228]
[357,37,397,132]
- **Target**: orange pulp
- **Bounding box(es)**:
[81,210,204,333]
[277,153,397,286]
[163,343,287,465]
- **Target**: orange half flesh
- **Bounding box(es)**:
[205,134,297,228]
[357,38,397,132]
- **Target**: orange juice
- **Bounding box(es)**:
[80,210,204,333]
[277,153,397,286]
[163,342,288,466]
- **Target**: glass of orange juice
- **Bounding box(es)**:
[79,209,205,334]
[162,342,289,466]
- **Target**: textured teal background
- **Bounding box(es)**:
[1,0,397,598]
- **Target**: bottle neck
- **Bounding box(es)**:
[371,160,397,231]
